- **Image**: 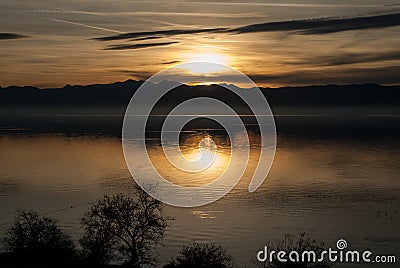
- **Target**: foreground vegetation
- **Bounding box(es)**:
[1,187,170,267]
[0,187,332,268]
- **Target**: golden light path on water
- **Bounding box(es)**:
[144,131,262,188]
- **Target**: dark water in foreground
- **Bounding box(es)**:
[0,112,399,267]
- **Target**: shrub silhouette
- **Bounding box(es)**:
[4,210,76,267]
[164,242,235,268]
[254,233,332,268]
[80,187,170,267]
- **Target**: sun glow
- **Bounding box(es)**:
[186,52,228,65]
[182,52,230,74]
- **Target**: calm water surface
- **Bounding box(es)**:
[0,116,399,267]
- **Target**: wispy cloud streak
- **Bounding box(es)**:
[46,18,124,34]
[249,65,400,85]
[95,28,227,41]
[300,51,400,67]
[104,41,178,50]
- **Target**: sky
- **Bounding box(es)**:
[0,0,399,87]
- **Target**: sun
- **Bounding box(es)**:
[186,53,228,65]
[182,52,230,74]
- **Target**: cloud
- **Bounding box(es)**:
[28,9,267,19]
[95,28,228,41]
[95,13,400,43]
[248,65,400,85]
[172,1,384,8]
[104,41,178,50]
[229,13,400,35]
[296,51,400,67]
[113,69,152,80]
[93,12,400,52]
[0,33,29,40]
[45,18,124,34]
[160,60,182,65]
[131,36,163,41]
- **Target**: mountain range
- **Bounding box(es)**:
[1,81,399,109]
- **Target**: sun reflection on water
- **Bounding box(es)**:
[147,132,233,187]
[143,129,263,189]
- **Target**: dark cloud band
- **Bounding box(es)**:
[104,41,178,50]
[95,28,227,41]
[233,12,400,35]
[0,33,29,40]
[95,13,400,42]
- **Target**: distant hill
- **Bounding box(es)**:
[1,81,399,138]
[1,81,399,110]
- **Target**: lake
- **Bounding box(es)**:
[0,113,399,267]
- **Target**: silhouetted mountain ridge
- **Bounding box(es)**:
[1,80,399,108]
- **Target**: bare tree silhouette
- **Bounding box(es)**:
[4,210,76,267]
[80,187,170,267]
